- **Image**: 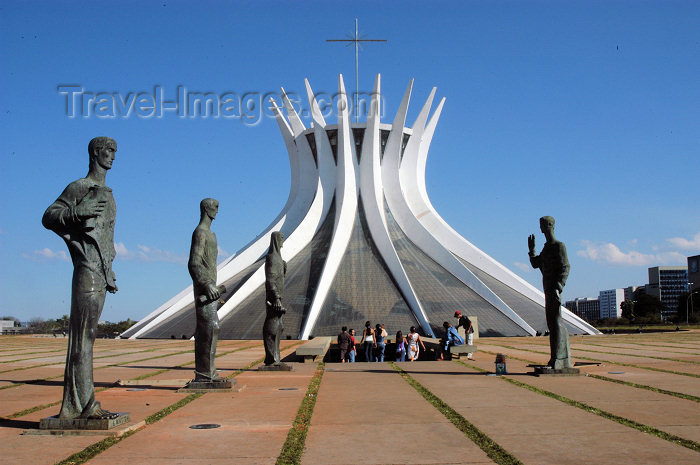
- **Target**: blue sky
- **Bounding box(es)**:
[1,0,698,323]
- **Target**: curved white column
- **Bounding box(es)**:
[404,99,598,335]
[357,77,434,337]
[130,97,311,339]
[216,83,338,324]
[300,75,358,339]
[122,285,193,338]
[129,73,598,339]
[380,83,534,335]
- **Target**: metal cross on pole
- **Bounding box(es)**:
[326,18,387,122]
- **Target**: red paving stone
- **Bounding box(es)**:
[87,351,311,465]
[302,363,494,465]
[1,333,699,464]
[402,361,700,465]
[469,357,700,443]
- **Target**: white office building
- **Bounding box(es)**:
[599,289,625,319]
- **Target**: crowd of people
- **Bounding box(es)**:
[336,312,475,363]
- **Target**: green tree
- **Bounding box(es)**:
[634,294,663,317]
[620,300,635,321]
[634,294,664,324]
[97,318,136,338]
[675,291,700,324]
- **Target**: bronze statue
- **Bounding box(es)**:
[528,216,572,370]
[188,198,226,383]
[42,137,119,420]
[263,231,287,366]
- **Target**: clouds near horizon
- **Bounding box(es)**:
[577,232,698,267]
[667,232,700,251]
[513,261,532,273]
[115,242,187,264]
[23,248,69,262]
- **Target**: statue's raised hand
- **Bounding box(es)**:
[75,198,106,219]
[528,234,536,254]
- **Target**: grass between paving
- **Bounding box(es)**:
[478,348,700,404]
[0,349,68,364]
[583,341,700,356]
[455,360,700,454]
[54,355,266,465]
[0,341,174,365]
[485,343,700,378]
[51,340,303,465]
[0,346,164,374]
[0,348,196,392]
[586,373,700,403]
[390,362,522,465]
[129,342,262,381]
[567,346,700,365]
[3,342,264,419]
[275,362,325,465]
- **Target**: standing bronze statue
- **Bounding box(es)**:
[187,198,229,387]
[42,137,124,424]
[528,216,574,371]
[262,231,290,370]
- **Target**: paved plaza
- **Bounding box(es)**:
[1,331,699,464]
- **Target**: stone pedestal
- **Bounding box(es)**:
[258,363,293,371]
[179,379,235,393]
[39,413,130,431]
[532,366,580,377]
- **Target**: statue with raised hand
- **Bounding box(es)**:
[263,231,287,366]
[528,216,572,370]
[42,137,120,421]
[189,198,227,383]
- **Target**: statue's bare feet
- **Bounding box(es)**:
[87,408,120,420]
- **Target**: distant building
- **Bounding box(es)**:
[599,289,625,319]
[647,266,688,320]
[688,255,700,292]
[624,286,640,301]
[1,320,16,334]
[565,297,600,322]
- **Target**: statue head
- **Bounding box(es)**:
[268,231,284,255]
[200,198,219,220]
[88,137,117,171]
[539,216,555,234]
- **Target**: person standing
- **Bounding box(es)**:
[42,137,119,420]
[407,326,425,362]
[454,310,474,360]
[395,330,406,362]
[374,323,386,362]
[338,326,351,363]
[348,328,357,362]
[361,321,376,362]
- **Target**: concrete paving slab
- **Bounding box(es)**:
[466,344,700,400]
[402,361,700,465]
[493,358,700,442]
[582,364,700,398]
[86,362,316,465]
[2,334,699,465]
[574,342,700,356]
[302,364,494,465]
[0,382,64,417]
